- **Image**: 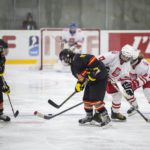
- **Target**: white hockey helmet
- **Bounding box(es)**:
[132,50,140,60]
[120,44,135,62]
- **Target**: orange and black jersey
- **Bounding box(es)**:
[0,53,6,75]
[71,54,108,81]
[0,39,7,75]
[0,39,8,49]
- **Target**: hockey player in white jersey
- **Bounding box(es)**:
[98,44,138,121]
[127,51,150,115]
[61,22,84,53]
[54,22,84,72]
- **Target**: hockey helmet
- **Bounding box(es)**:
[132,50,140,60]
[69,22,77,35]
[0,46,3,52]
[59,49,75,66]
[120,44,135,62]
[0,40,8,52]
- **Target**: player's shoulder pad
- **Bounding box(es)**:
[110,50,119,54]
[77,29,82,33]
[142,59,149,66]
[63,28,69,32]
[80,54,86,58]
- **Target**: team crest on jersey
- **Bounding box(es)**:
[112,67,121,77]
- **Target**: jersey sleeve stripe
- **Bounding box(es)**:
[87,56,97,66]
[81,70,87,76]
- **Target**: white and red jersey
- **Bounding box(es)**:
[61,28,84,49]
[130,59,150,79]
[98,51,138,110]
[130,59,150,90]
[98,51,131,82]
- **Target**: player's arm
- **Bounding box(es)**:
[60,30,68,49]
[130,60,150,90]
[98,51,117,66]
[75,55,100,92]
[75,32,84,49]
[77,55,102,82]
[60,36,68,49]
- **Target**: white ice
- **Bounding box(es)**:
[0,65,150,150]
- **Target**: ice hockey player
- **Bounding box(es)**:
[61,22,84,53]
[0,39,11,122]
[54,22,85,72]
[127,50,150,115]
[98,44,137,121]
[59,49,111,127]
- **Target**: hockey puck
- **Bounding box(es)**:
[34,111,38,115]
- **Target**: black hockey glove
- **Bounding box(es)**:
[2,81,10,94]
[75,81,85,92]
[122,81,134,96]
[105,65,110,73]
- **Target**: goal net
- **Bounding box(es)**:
[39,28,100,70]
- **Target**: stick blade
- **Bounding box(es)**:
[48,99,60,108]
[34,111,52,120]
[14,110,19,118]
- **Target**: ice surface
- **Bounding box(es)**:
[0,65,150,150]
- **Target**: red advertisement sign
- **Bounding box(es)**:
[109,32,150,58]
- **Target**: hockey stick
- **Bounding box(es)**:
[109,78,150,122]
[1,76,19,118]
[48,80,88,108]
[48,91,76,108]
[7,94,19,118]
[34,102,83,120]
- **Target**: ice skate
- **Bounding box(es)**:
[0,113,11,122]
[111,108,126,121]
[100,110,111,128]
[127,105,138,116]
[79,112,93,125]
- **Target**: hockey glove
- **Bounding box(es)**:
[75,81,85,92]
[105,65,110,73]
[122,81,134,96]
[2,81,10,94]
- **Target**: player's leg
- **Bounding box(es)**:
[81,77,111,127]
[0,93,10,122]
[78,84,93,124]
[107,81,126,121]
[0,78,10,122]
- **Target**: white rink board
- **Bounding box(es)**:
[0,30,150,65]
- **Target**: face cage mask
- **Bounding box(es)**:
[61,57,70,66]
[69,29,76,35]
[120,53,132,62]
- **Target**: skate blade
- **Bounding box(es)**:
[111,118,127,122]
[79,120,112,128]
[101,122,112,129]
[79,121,95,127]
[127,111,137,117]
